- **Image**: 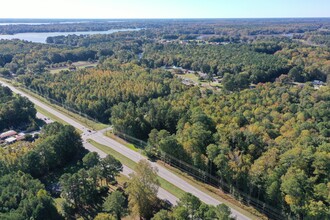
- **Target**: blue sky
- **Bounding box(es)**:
[2,0,330,18]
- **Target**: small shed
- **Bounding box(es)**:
[5,137,17,144]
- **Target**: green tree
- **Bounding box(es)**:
[83,152,101,169]
[60,169,98,211]
[126,160,160,219]
[0,172,61,220]
[214,204,235,220]
[222,73,236,91]
[103,191,126,220]
[151,210,172,220]
[281,167,311,218]
[172,206,189,220]
[100,155,123,185]
[176,193,201,220]
[94,213,116,220]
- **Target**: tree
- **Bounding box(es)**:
[281,167,311,218]
[100,155,123,185]
[151,210,172,220]
[0,172,61,220]
[126,160,160,219]
[94,213,116,220]
[60,169,99,211]
[0,68,11,76]
[176,193,201,220]
[214,204,235,220]
[172,206,189,220]
[83,152,101,169]
[288,66,304,82]
[222,73,236,91]
[103,191,126,220]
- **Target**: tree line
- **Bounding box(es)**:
[20,60,330,218]
[0,85,38,132]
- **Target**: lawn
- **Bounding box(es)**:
[104,130,139,152]
[49,61,97,74]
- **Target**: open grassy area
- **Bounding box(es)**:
[49,62,97,74]
[87,139,186,199]
[35,105,69,126]
[183,73,200,82]
[104,130,139,152]
[88,139,137,170]
[19,86,108,131]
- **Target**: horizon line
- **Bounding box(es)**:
[0,17,330,20]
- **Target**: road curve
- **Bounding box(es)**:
[0,80,252,220]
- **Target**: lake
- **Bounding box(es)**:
[0,28,140,43]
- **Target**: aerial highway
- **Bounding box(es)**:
[0,79,253,220]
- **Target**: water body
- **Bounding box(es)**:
[0,21,122,26]
[0,28,140,43]
[0,23,53,25]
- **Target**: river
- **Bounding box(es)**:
[0,28,140,43]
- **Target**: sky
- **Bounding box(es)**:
[1,0,330,19]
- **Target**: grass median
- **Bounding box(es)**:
[104,130,139,152]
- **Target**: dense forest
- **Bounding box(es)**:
[19,56,330,218]
[1,18,330,219]
[0,85,38,132]
[0,120,234,219]
[142,43,290,84]
[19,61,186,124]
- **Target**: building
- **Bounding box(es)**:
[312,80,324,86]
[5,137,17,144]
[0,130,17,140]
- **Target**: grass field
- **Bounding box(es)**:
[49,61,97,74]
[183,73,200,82]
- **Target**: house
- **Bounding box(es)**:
[16,133,26,141]
[312,80,324,86]
[0,130,17,140]
[68,65,77,71]
[5,137,17,144]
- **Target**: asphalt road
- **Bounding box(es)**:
[83,141,178,205]
[0,80,252,220]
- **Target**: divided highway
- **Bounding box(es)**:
[0,80,253,220]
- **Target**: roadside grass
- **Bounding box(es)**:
[35,105,69,126]
[104,130,139,152]
[88,140,262,219]
[87,139,186,199]
[156,161,265,220]
[88,139,137,170]
[18,87,108,131]
[88,139,260,219]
